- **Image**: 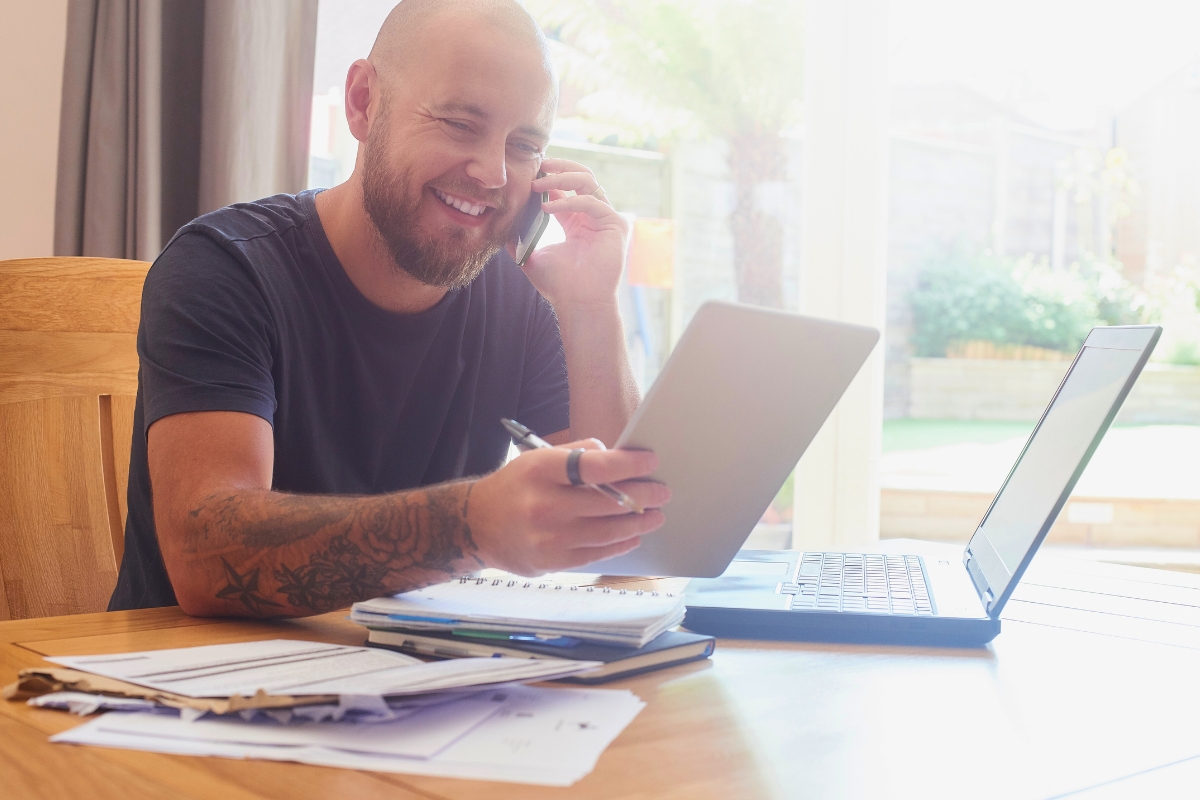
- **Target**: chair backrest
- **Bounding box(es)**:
[0,257,149,620]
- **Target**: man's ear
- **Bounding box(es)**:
[344,59,379,143]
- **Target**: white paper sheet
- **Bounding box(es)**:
[52,685,646,787]
[63,691,505,758]
[48,639,600,698]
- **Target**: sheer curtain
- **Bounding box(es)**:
[54,0,318,261]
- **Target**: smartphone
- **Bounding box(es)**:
[513,172,550,267]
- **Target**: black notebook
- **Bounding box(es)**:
[366,628,715,684]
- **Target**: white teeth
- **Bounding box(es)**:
[434,188,485,217]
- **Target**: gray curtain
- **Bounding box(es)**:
[54,0,318,261]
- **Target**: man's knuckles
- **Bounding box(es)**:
[521,494,558,526]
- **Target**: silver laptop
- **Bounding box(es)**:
[683,325,1161,646]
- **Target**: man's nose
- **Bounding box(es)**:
[464,138,507,189]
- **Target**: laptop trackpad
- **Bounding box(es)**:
[686,560,792,610]
[723,560,791,577]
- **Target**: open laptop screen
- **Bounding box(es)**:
[965,329,1157,614]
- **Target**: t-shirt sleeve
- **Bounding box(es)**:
[137,232,278,432]
[515,294,570,436]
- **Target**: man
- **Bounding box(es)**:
[108,0,668,617]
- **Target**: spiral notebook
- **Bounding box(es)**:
[366,628,714,684]
[351,577,687,647]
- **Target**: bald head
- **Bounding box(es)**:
[370,0,555,87]
[343,0,559,294]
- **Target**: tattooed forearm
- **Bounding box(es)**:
[187,492,356,551]
[180,481,483,617]
[272,534,388,612]
[359,483,480,573]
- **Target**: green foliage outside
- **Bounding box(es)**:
[908,253,1145,356]
[1170,341,1200,366]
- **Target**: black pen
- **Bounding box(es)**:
[500,418,645,514]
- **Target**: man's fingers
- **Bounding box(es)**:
[513,436,602,456]
[566,510,664,548]
[536,157,593,176]
[573,447,658,485]
[533,171,603,198]
[527,446,658,486]
[556,480,670,517]
[520,445,658,485]
[565,537,643,567]
[560,438,606,452]
[541,194,615,219]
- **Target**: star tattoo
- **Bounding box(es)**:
[216,556,283,614]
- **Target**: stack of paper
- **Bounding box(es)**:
[46,639,599,699]
[352,576,687,647]
[53,685,645,786]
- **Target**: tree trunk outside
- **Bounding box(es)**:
[728,130,788,309]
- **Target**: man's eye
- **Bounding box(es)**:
[509,141,542,158]
[442,119,472,132]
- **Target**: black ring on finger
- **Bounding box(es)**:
[566,448,586,486]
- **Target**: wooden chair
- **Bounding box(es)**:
[0,257,149,620]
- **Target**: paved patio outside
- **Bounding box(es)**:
[879,424,1200,551]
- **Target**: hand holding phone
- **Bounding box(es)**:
[516,158,630,311]
[513,171,549,267]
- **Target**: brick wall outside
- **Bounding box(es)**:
[909,358,1200,424]
[881,489,1200,548]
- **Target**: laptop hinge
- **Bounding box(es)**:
[964,550,995,615]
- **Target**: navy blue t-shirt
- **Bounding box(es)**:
[108,191,569,610]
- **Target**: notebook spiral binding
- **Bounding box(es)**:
[456,575,673,597]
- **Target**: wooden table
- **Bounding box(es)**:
[4,542,1200,800]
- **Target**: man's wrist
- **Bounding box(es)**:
[552,299,624,339]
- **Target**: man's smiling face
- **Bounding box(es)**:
[361,11,556,290]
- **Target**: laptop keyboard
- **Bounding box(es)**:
[780,553,934,615]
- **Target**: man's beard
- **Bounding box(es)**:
[361,126,510,291]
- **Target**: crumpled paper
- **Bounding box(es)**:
[27,691,160,716]
[7,667,456,723]
[3,666,337,716]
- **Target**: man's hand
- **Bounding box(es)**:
[513,157,641,446]
[467,439,669,576]
[517,158,630,311]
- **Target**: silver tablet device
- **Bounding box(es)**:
[571,301,879,578]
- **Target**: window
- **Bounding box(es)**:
[308,1,1199,566]
[882,0,1200,569]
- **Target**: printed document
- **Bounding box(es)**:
[48,639,599,698]
[53,685,646,786]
